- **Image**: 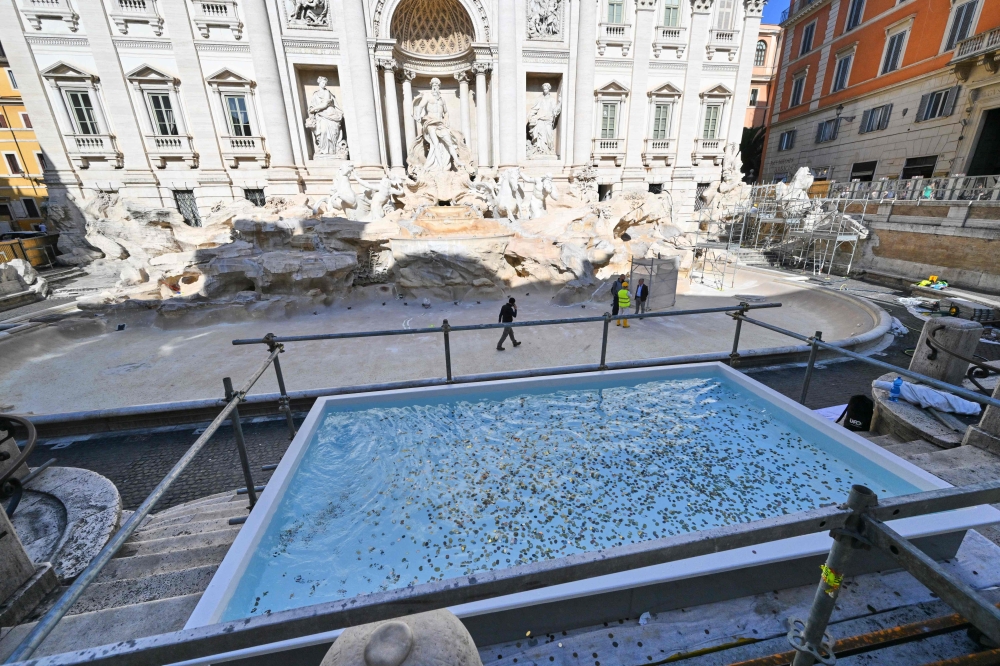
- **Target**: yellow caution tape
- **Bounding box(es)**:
[820,564,843,596]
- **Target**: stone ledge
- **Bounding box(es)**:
[0,563,58,628]
[871,373,965,449]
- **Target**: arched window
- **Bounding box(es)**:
[755,40,767,66]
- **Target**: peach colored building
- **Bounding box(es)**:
[761,0,1000,183]
[745,23,781,128]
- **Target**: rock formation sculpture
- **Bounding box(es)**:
[306,76,347,157]
[526,83,561,157]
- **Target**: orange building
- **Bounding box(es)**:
[0,40,47,232]
[746,24,782,128]
[761,0,1000,183]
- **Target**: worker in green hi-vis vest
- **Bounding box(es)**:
[616,281,631,328]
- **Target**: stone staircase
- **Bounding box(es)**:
[0,491,249,660]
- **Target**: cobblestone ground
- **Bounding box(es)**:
[24,277,998,511]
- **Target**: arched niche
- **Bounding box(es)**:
[373,0,490,45]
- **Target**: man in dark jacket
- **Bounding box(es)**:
[634,278,649,315]
[497,297,521,350]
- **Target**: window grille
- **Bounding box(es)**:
[173,190,202,227]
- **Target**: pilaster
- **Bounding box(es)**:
[726,0,763,142]
[675,0,714,170]
[498,0,518,166]
[472,63,492,167]
[572,0,599,168]
[622,0,658,182]
[378,58,405,172]
[400,68,417,154]
[340,0,382,169]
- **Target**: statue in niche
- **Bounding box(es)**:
[527,0,562,39]
[289,0,328,25]
[526,83,561,158]
[305,76,347,157]
[522,172,559,219]
[409,78,470,174]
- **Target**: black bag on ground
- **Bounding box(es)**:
[836,395,874,431]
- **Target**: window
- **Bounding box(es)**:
[652,103,671,139]
[812,166,831,181]
[0,204,10,218]
[815,118,840,143]
[19,113,31,129]
[4,153,23,174]
[859,103,892,133]
[832,55,852,92]
[702,105,721,139]
[6,69,17,90]
[607,0,624,23]
[694,182,711,210]
[845,0,865,31]
[778,130,796,151]
[244,188,266,207]
[22,198,39,218]
[601,102,618,138]
[226,95,253,137]
[0,115,7,128]
[754,40,767,66]
[648,183,663,194]
[901,155,936,179]
[773,173,788,183]
[881,31,906,74]
[147,93,178,136]
[790,76,806,107]
[67,91,100,134]
[946,1,978,51]
[850,160,877,181]
[173,190,202,227]
[715,0,735,30]
[749,88,759,105]
[663,0,680,26]
[800,22,816,55]
[916,86,960,121]
[36,152,46,172]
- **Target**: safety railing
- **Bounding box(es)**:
[0,414,37,518]
[828,175,1000,202]
[10,303,1000,666]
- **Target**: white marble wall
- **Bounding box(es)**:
[0,0,762,216]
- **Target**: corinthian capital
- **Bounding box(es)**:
[454,70,470,83]
[691,0,714,13]
[375,57,397,71]
[636,0,657,9]
[471,61,493,74]
[743,0,765,17]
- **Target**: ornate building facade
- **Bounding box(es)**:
[0,0,763,223]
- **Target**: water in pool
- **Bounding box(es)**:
[223,375,918,620]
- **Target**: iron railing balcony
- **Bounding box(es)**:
[780,0,820,24]
[653,25,687,58]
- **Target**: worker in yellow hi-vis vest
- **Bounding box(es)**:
[616,281,631,328]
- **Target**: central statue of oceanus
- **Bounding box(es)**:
[408,78,473,175]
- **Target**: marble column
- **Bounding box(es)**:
[472,63,492,167]
[497,0,518,166]
[400,68,417,153]
[572,0,599,167]
[623,0,658,180]
[379,59,404,171]
[726,0,764,141]
[340,0,382,168]
[455,70,472,147]
[675,0,714,171]
[241,0,298,185]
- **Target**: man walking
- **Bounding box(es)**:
[616,281,631,328]
[610,274,624,318]
[497,297,521,350]
[634,278,649,315]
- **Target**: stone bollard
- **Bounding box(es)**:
[963,380,1000,455]
[909,317,983,386]
[320,609,483,666]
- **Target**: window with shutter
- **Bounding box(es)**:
[652,104,671,139]
[916,93,929,122]
[917,88,958,121]
[941,86,960,117]
[790,76,806,107]
[859,109,872,133]
[663,0,680,26]
[832,55,852,92]
[601,103,617,138]
[800,22,816,55]
[778,130,796,151]
[881,31,906,74]
[845,0,865,30]
[946,1,978,51]
[879,103,892,129]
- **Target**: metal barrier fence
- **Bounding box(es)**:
[7,303,1000,666]
[828,175,1000,202]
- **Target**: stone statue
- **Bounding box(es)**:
[522,172,559,219]
[289,0,327,25]
[353,172,406,220]
[695,142,751,224]
[313,162,359,219]
[526,83,561,158]
[526,0,562,39]
[570,166,598,204]
[319,610,482,666]
[306,76,347,157]
[409,78,468,173]
[496,167,528,223]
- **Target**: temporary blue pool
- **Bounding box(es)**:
[188,364,998,639]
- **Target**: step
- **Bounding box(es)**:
[120,526,242,557]
[907,445,1000,487]
[97,543,232,582]
[142,502,250,530]
[864,434,904,448]
[68,565,218,615]
[882,439,942,460]
[150,491,239,519]
[0,594,201,661]
[133,516,244,542]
